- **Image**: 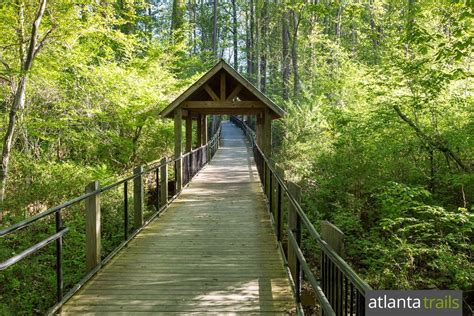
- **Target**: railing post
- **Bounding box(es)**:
[265,164,271,200]
[85,181,101,272]
[275,166,284,241]
[271,162,278,218]
[174,107,183,193]
[321,220,345,315]
[133,165,144,229]
[175,158,182,193]
[321,221,344,256]
[55,210,63,302]
[288,181,301,302]
[160,158,168,207]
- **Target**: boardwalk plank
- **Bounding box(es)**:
[59,121,295,315]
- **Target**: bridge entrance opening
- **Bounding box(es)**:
[159,59,286,191]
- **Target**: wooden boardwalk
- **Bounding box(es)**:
[59,121,295,315]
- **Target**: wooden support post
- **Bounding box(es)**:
[202,115,208,144]
[174,107,182,192]
[186,114,192,152]
[256,114,263,149]
[85,181,101,272]
[271,174,277,219]
[275,166,285,241]
[196,114,202,147]
[220,72,226,101]
[133,165,144,229]
[263,109,272,199]
[263,107,272,156]
[160,158,168,207]
[288,181,301,302]
[321,221,344,256]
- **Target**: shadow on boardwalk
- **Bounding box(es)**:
[59,121,295,315]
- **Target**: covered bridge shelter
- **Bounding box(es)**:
[159,59,285,190]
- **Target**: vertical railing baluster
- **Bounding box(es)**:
[174,160,178,194]
[295,215,301,303]
[339,269,343,315]
[55,210,63,303]
[155,167,159,211]
[356,290,360,316]
[269,169,273,214]
[124,181,128,240]
[331,262,334,309]
[277,182,282,241]
[344,276,348,315]
[358,291,364,316]
[321,252,325,294]
[350,283,354,316]
[336,268,339,315]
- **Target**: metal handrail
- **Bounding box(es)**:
[0,228,69,270]
[0,126,223,238]
[230,116,371,293]
[230,115,371,315]
[0,122,223,313]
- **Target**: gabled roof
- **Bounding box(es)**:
[159,59,286,119]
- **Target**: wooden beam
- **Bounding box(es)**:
[321,221,344,256]
[85,181,101,272]
[182,101,265,109]
[196,114,202,147]
[288,181,302,300]
[159,158,168,206]
[256,114,263,149]
[263,107,272,156]
[160,62,224,117]
[202,115,208,144]
[226,85,242,101]
[133,165,144,229]
[275,166,285,240]
[220,72,226,101]
[174,107,182,192]
[185,115,192,152]
[183,108,264,115]
[204,84,219,101]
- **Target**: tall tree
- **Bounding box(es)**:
[0,0,50,202]
[171,0,185,37]
[232,0,238,68]
[282,9,290,100]
[212,0,218,58]
[255,0,261,88]
[247,0,255,75]
[289,6,301,97]
[260,0,268,92]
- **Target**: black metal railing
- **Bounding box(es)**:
[230,115,371,316]
[182,126,221,186]
[0,124,222,314]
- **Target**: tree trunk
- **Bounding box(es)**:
[255,1,260,89]
[260,0,268,93]
[250,0,256,77]
[290,9,301,98]
[232,0,238,69]
[246,4,253,75]
[212,0,218,58]
[191,0,197,54]
[0,0,47,204]
[282,9,290,101]
[171,0,185,36]
[335,3,343,40]
[366,0,380,63]
[393,105,467,171]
